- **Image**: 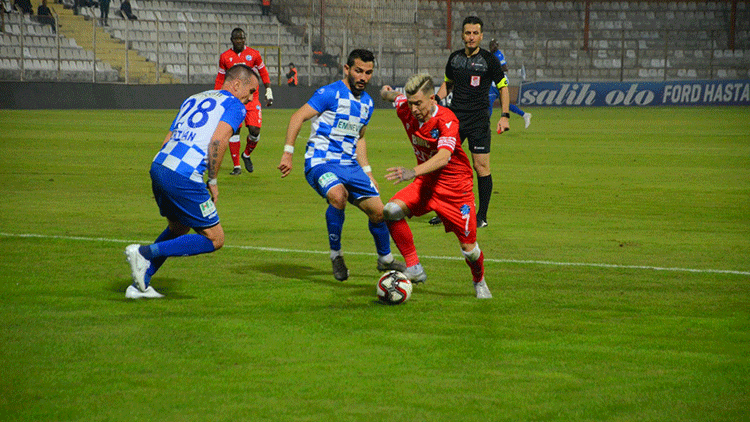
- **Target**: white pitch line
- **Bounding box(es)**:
[2,232,749,276]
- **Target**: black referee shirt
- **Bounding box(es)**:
[444,48,506,112]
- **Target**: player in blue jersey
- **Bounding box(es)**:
[278,49,405,281]
[488,38,532,128]
[124,64,259,299]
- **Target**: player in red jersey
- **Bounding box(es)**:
[380,74,492,299]
[214,27,273,175]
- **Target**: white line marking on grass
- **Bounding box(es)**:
[2,232,748,276]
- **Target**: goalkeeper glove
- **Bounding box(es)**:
[265,87,273,105]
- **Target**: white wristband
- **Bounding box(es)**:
[207,178,218,186]
[284,145,294,154]
[362,165,372,173]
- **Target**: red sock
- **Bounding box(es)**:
[465,251,485,283]
[229,138,241,167]
[386,219,419,267]
[243,137,258,156]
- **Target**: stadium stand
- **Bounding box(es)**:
[1,0,748,84]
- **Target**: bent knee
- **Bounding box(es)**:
[473,163,490,176]
[383,202,406,221]
[327,189,348,209]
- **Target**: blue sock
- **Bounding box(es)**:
[142,234,215,261]
[510,104,525,116]
[369,220,391,256]
[326,205,345,251]
[141,226,180,280]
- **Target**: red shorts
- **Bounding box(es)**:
[243,93,262,128]
[391,177,477,244]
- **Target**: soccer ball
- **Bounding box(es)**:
[377,270,412,305]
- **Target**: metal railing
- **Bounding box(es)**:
[2,7,747,85]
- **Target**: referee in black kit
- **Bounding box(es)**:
[436,15,510,228]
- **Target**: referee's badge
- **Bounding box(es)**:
[471,76,481,87]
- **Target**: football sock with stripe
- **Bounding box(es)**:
[229,134,241,167]
[326,204,345,252]
[243,134,259,156]
[462,245,485,283]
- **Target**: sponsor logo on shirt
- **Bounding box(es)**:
[410,134,430,148]
[336,119,362,136]
[318,172,339,189]
[200,199,217,217]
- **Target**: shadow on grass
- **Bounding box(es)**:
[237,261,467,299]
[234,262,371,290]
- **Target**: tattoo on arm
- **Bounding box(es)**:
[207,139,220,179]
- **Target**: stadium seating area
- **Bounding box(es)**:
[1,0,748,84]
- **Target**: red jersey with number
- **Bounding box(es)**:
[214,46,271,104]
[395,94,473,193]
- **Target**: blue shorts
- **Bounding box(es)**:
[150,163,219,229]
[305,163,380,203]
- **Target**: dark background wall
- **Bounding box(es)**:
[0,82,404,110]
[0,83,319,109]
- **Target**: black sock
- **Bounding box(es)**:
[476,174,492,222]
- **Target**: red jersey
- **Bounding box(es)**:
[214,46,271,102]
[395,94,474,193]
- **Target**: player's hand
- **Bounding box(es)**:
[265,87,274,107]
[366,172,380,191]
[385,166,415,184]
[207,184,219,203]
[496,117,510,134]
[379,85,393,100]
[278,153,293,178]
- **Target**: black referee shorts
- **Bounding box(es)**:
[453,109,492,154]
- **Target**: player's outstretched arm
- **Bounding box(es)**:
[278,104,318,178]
[385,149,451,184]
[380,85,399,102]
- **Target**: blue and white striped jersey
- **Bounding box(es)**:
[304,80,374,171]
[153,89,246,184]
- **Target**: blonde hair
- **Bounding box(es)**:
[404,73,434,97]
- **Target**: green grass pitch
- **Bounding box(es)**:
[1,106,748,421]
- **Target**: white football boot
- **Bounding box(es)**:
[124,244,149,292]
[403,263,427,284]
[125,284,164,299]
[523,113,532,129]
[474,278,493,299]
